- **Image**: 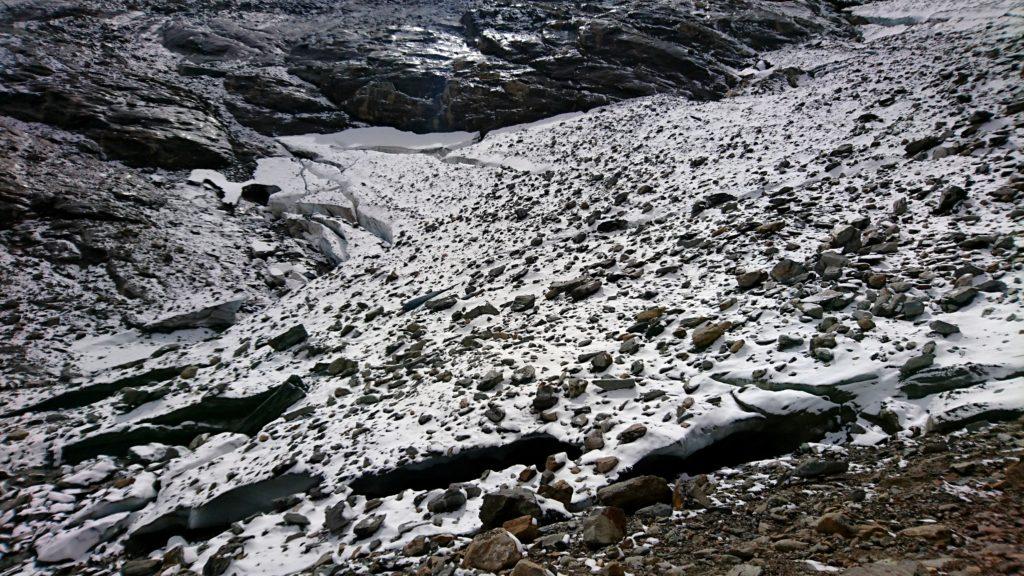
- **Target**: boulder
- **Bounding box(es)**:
[597,476,671,512]
[462,529,522,572]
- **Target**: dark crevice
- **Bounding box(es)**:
[623,408,842,480]
[125,473,320,557]
[60,376,307,464]
[4,366,185,418]
[348,433,581,499]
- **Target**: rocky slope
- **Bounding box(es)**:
[1,0,1024,575]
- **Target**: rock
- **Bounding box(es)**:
[464,302,499,321]
[933,185,968,215]
[726,566,763,576]
[478,369,504,391]
[511,559,553,576]
[692,321,730,350]
[511,365,536,384]
[597,475,671,512]
[283,512,310,527]
[736,270,766,289]
[326,357,358,377]
[425,295,457,311]
[929,320,960,336]
[502,515,539,543]
[616,423,647,444]
[570,278,602,301]
[794,459,849,478]
[592,378,636,392]
[898,523,952,544]
[427,488,467,514]
[537,479,573,505]
[324,501,349,532]
[142,296,247,333]
[121,559,162,576]
[268,324,308,351]
[511,294,536,312]
[593,456,619,473]
[590,352,613,372]
[352,514,384,539]
[462,529,522,572]
[480,488,542,529]
[582,506,627,548]
[771,258,808,284]
[816,512,855,538]
[532,383,559,411]
[941,286,977,311]
[904,135,943,156]
[841,561,924,576]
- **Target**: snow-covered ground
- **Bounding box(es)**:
[1,0,1022,574]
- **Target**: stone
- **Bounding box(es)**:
[479,488,542,529]
[593,456,619,473]
[616,423,647,444]
[582,506,627,548]
[726,566,763,576]
[511,365,536,384]
[142,296,247,333]
[464,302,499,321]
[428,488,467,514]
[841,561,924,576]
[462,529,522,572]
[794,459,849,478]
[692,321,730,350]
[933,185,967,214]
[502,515,539,543]
[816,512,855,538]
[324,501,349,532]
[929,320,960,336]
[511,559,553,576]
[597,475,671,512]
[283,512,309,527]
[511,294,536,312]
[268,324,307,351]
[532,383,559,411]
[537,479,573,505]
[771,258,807,284]
[478,369,504,391]
[736,270,766,289]
[352,514,384,539]
[592,378,636,392]
[121,559,162,576]
[898,523,951,544]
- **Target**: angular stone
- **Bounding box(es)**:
[597,475,670,512]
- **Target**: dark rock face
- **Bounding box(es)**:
[0,0,853,171]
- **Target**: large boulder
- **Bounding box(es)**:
[596,476,671,512]
[462,529,522,572]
